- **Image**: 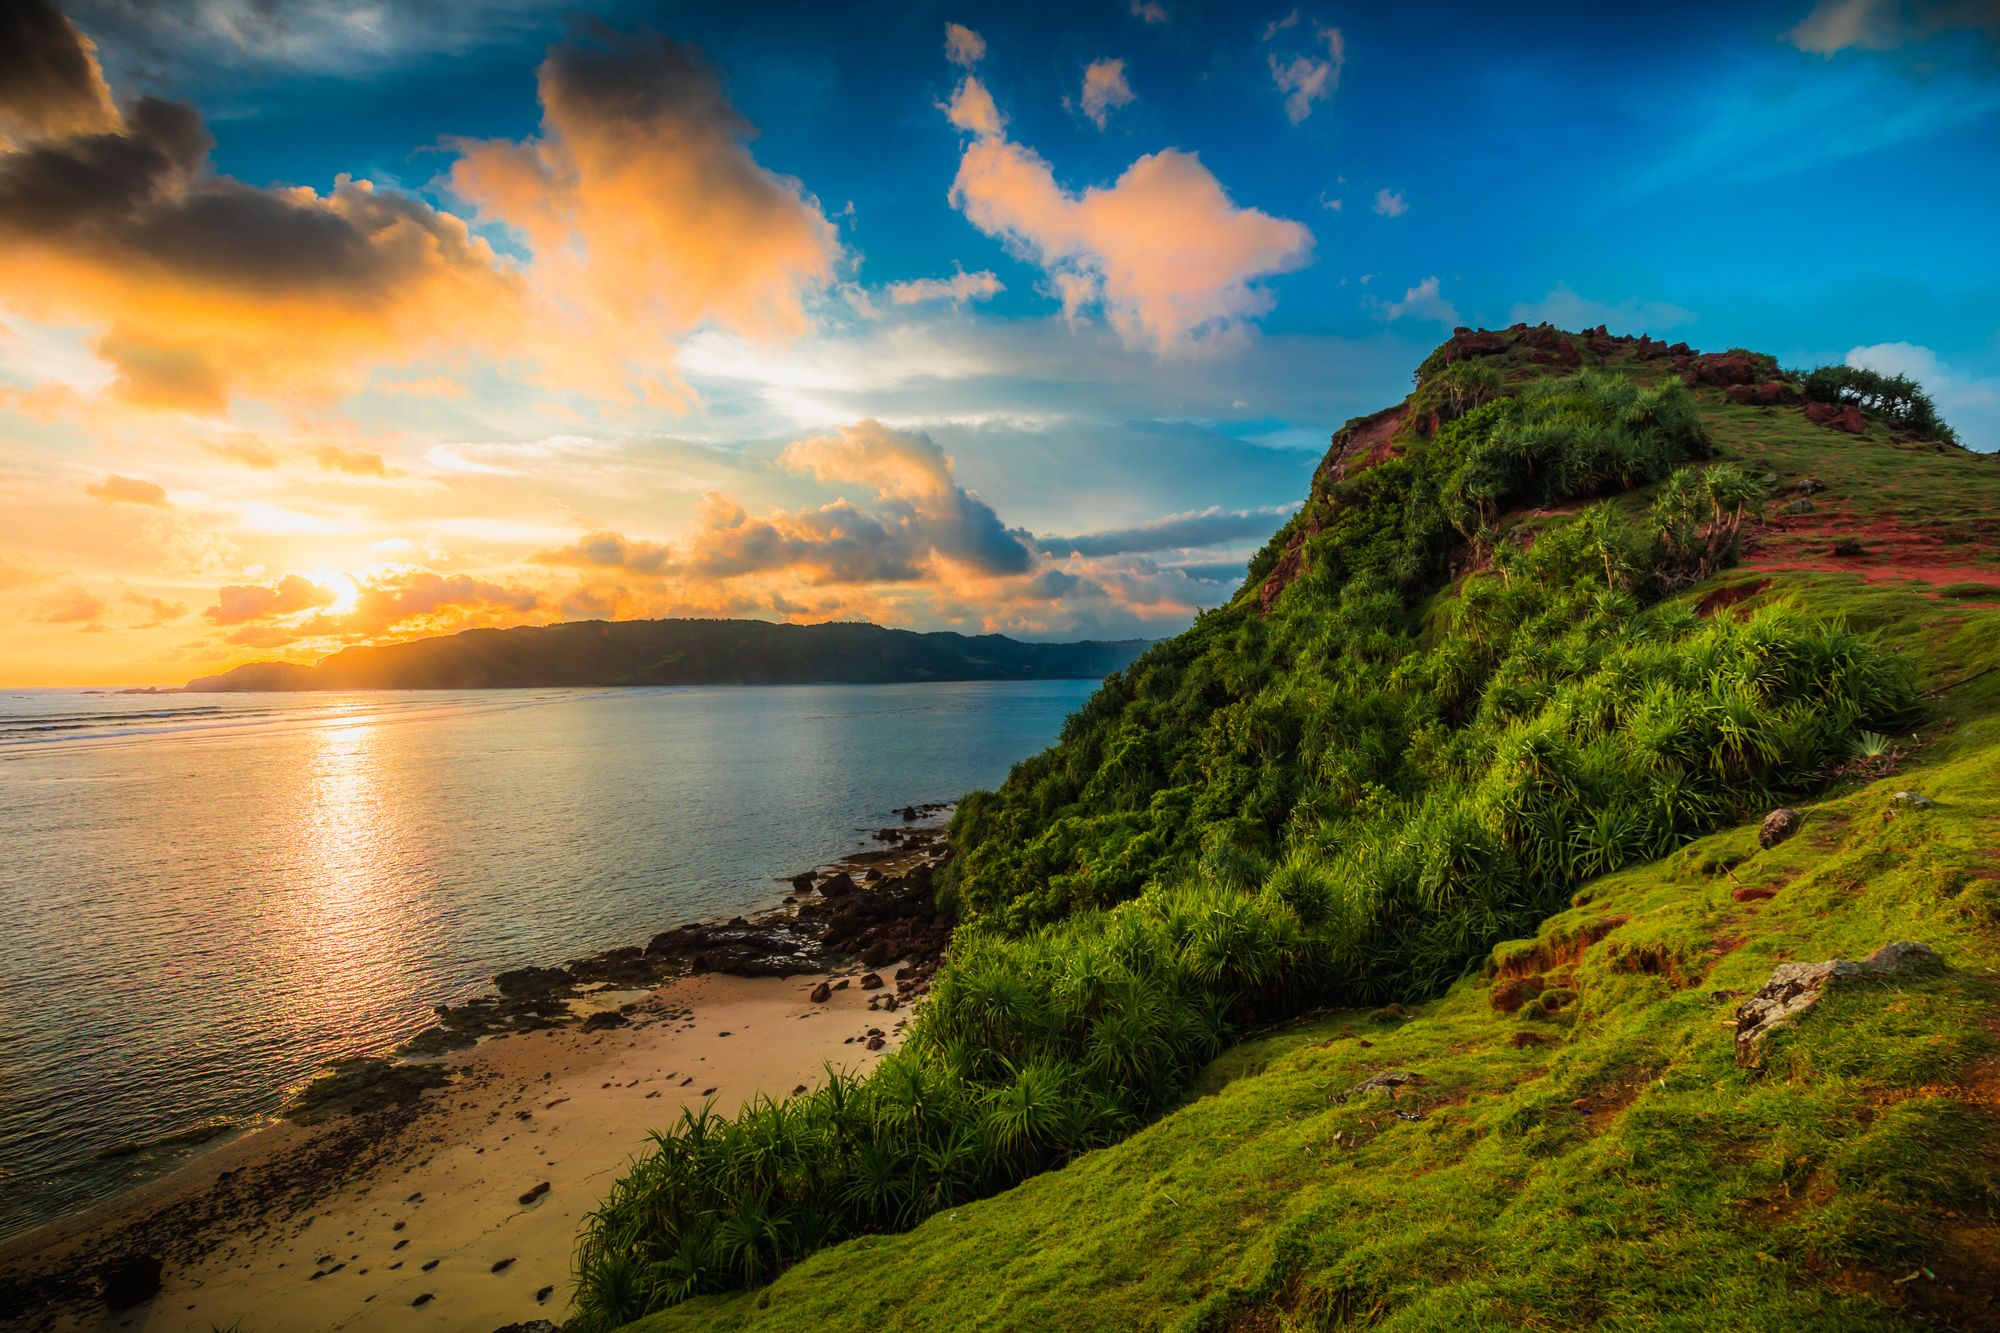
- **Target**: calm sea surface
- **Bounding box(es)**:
[0,681,1093,1240]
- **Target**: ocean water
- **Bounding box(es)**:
[0,680,1094,1240]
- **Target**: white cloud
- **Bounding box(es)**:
[884,271,1005,307]
[1381,276,1458,325]
[1268,26,1344,123]
[944,22,986,68]
[1507,283,1697,334]
[1081,58,1137,130]
[1372,187,1408,217]
[1845,341,2000,452]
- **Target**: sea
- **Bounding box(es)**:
[0,680,1095,1241]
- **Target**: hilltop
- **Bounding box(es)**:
[181,619,1151,691]
[579,325,2000,1332]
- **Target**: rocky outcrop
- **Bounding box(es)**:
[1734,941,1943,1066]
[1758,808,1802,849]
[1726,381,1799,406]
[1805,401,1867,433]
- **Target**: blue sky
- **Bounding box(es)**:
[3,0,1997,682]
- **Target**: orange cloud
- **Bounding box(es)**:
[945,77,1312,352]
[205,574,336,626]
[1080,58,1136,130]
[311,445,387,477]
[944,22,987,68]
[35,583,105,624]
[448,26,841,408]
[883,270,1003,306]
[84,473,168,506]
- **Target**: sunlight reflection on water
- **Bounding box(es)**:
[0,680,1091,1237]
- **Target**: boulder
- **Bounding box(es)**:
[1758,807,1802,849]
[860,972,884,990]
[1734,942,1943,1065]
[1890,790,1935,809]
[1725,381,1798,406]
[816,872,858,898]
[1805,401,1867,433]
[1794,477,1828,495]
[580,1009,628,1032]
[808,981,831,1004]
[493,965,573,998]
[101,1253,163,1310]
[789,872,815,892]
[1832,538,1866,558]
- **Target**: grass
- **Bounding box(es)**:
[627,578,2000,1333]
[596,333,2000,1330]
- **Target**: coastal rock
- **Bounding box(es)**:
[580,1010,628,1032]
[1734,941,1944,1066]
[816,872,858,898]
[518,1181,551,1206]
[493,966,573,998]
[865,1034,886,1051]
[809,981,832,1004]
[101,1253,163,1310]
[790,872,816,892]
[1758,807,1803,849]
[494,1323,561,1333]
[860,972,884,990]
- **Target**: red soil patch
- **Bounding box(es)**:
[1743,505,2000,593]
[1731,886,1779,903]
[1696,578,1772,618]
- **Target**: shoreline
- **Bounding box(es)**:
[0,809,955,1332]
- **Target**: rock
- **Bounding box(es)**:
[865,1034,886,1051]
[1337,1069,1426,1103]
[816,872,858,898]
[790,871,815,892]
[495,1322,561,1333]
[493,965,573,998]
[101,1253,163,1310]
[518,1181,550,1206]
[1734,941,1944,1065]
[1795,476,1827,495]
[1805,401,1867,433]
[1890,790,1935,809]
[1758,807,1802,848]
[1784,497,1815,515]
[1681,352,1763,387]
[580,1009,628,1032]
[1831,538,1867,557]
[809,980,832,1003]
[491,1257,515,1273]
[413,1293,433,1307]
[863,867,884,882]
[859,972,884,990]
[1725,381,1798,406]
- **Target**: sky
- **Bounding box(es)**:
[1,0,1997,685]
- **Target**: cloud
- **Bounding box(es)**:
[446,25,841,409]
[1844,341,2000,451]
[536,529,675,575]
[1786,0,2000,53]
[1131,1,1169,22]
[35,583,105,624]
[123,590,186,627]
[1268,25,1344,124]
[1508,283,1697,335]
[1381,275,1459,325]
[0,60,518,414]
[84,473,168,506]
[205,573,336,625]
[1080,58,1136,130]
[0,0,118,148]
[945,78,1313,353]
[311,445,387,476]
[942,75,1006,137]
[1037,503,1295,557]
[346,571,538,634]
[883,270,1004,306]
[944,21,986,67]
[202,438,281,468]
[1262,10,1301,40]
[1372,187,1408,217]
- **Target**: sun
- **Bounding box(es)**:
[308,568,364,616]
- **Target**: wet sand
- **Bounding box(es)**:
[1,970,907,1332]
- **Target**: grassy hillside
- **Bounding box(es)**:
[591,326,2000,1331]
[182,618,1150,690]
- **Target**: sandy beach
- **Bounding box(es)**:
[1,968,907,1332]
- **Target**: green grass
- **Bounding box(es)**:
[596,336,2000,1331]
[626,584,2000,1333]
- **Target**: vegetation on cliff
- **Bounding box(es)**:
[576,325,1998,1331]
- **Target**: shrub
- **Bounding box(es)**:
[1801,364,1959,446]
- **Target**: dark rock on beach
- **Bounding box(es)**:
[100,1253,163,1310]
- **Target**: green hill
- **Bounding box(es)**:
[181,618,1152,690]
[583,326,2000,1332]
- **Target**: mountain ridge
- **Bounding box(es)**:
[182,618,1154,691]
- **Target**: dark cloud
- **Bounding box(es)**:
[0,0,118,146]
[1037,503,1293,557]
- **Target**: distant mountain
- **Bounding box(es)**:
[182,618,1152,691]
